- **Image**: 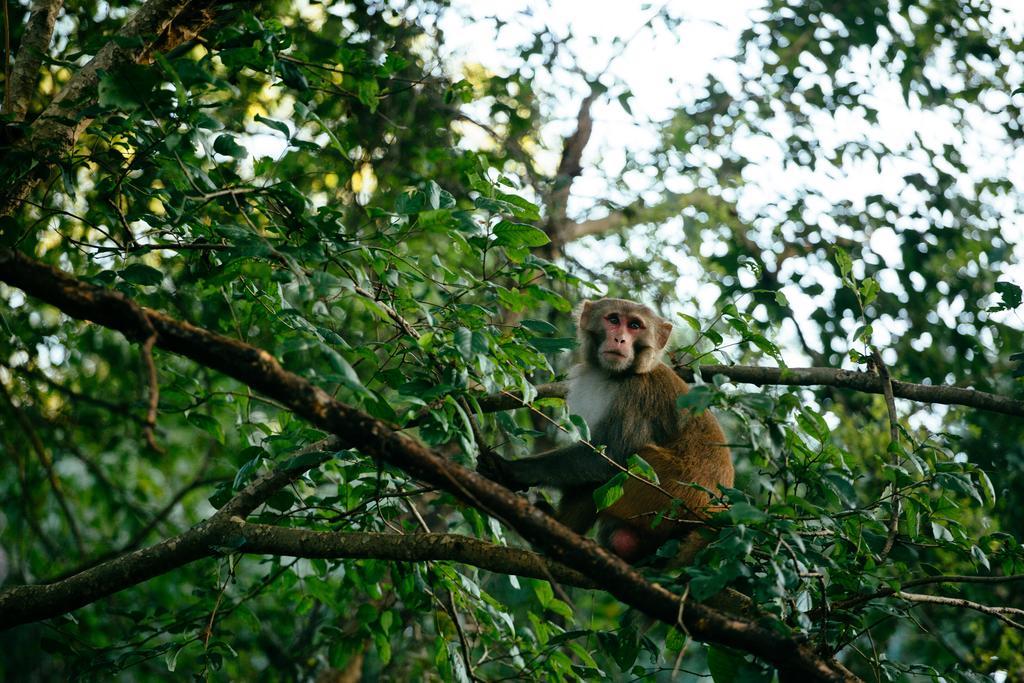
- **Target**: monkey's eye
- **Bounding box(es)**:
[607,315,620,325]
[628,320,642,330]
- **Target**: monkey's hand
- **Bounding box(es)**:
[476,450,526,491]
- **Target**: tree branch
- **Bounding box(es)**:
[870,348,902,562]
[3,0,64,120]
[894,591,1024,630]
[544,89,599,257]
[0,248,855,681]
[828,573,1024,614]
[478,363,1024,419]
[234,524,592,587]
[0,519,592,631]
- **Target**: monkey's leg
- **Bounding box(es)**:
[555,488,598,534]
[672,529,712,566]
[481,443,619,490]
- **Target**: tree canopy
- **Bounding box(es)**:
[1,0,1023,680]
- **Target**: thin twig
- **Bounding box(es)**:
[872,349,900,562]
[140,331,164,453]
[827,573,1024,614]
[895,591,1024,630]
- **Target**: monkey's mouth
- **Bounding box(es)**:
[602,350,627,358]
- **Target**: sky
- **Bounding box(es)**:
[232,0,1024,390]
[435,0,1024,350]
[424,0,1024,435]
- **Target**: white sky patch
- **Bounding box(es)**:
[228,1,1024,365]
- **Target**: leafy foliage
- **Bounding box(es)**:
[1,0,1022,681]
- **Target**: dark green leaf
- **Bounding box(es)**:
[493,220,550,248]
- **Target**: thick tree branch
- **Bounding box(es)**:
[478,364,1024,418]
[0,521,592,631]
[0,248,854,681]
[544,89,599,257]
[234,524,592,587]
[0,436,324,628]
[563,210,633,241]
[3,0,64,120]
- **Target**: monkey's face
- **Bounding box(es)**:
[597,311,648,372]
[578,299,673,375]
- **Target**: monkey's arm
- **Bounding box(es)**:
[478,443,619,489]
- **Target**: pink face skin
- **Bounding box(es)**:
[598,312,646,372]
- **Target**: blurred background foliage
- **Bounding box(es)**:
[1,0,1022,680]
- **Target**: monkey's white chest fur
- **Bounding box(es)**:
[566,366,615,432]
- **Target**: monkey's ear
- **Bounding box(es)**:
[576,300,593,327]
[656,321,673,349]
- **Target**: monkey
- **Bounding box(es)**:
[478,298,733,562]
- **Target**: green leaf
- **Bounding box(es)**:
[749,334,782,361]
[278,60,309,90]
[152,52,187,108]
[493,220,550,248]
[978,470,996,505]
[860,277,880,306]
[833,247,853,281]
[424,180,455,209]
[166,643,189,672]
[356,78,380,112]
[931,521,953,542]
[593,472,627,511]
[626,454,658,483]
[494,191,541,221]
[676,386,715,414]
[395,190,424,214]
[380,52,409,75]
[533,579,554,607]
[596,629,639,671]
[708,646,772,683]
[678,313,703,333]
[98,64,157,109]
[971,544,990,570]
[736,392,774,416]
[728,502,766,525]
[989,281,1022,311]
[213,134,247,158]
[255,114,291,138]
[120,263,164,286]
[454,327,472,360]
[521,319,557,334]
[665,627,687,652]
[528,337,576,353]
[266,489,297,512]
[280,451,331,473]
[320,343,365,392]
[187,413,224,443]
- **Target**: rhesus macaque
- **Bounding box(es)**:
[478,298,733,562]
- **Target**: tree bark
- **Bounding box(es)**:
[3,0,64,120]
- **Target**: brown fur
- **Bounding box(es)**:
[569,300,734,559]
